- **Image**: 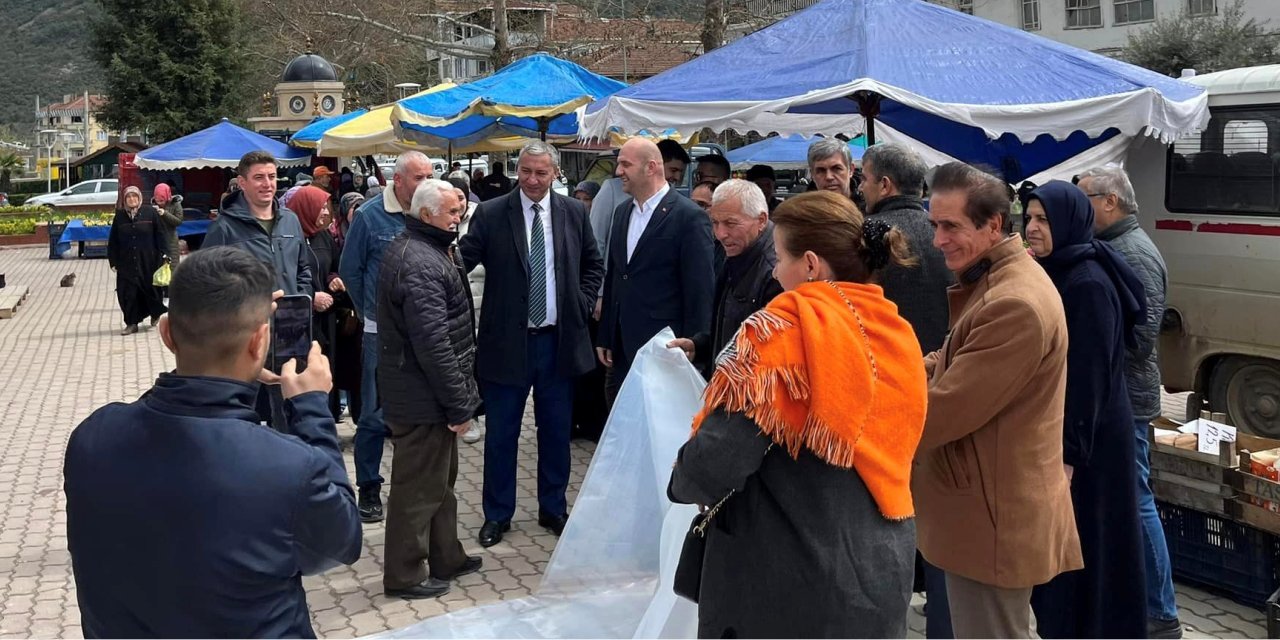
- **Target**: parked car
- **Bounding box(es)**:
[27,179,119,209]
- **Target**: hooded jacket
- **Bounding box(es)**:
[205,191,314,296]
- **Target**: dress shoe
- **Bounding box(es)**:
[1148,617,1183,639]
[538,511,569,536]
[478,520,510,547]
[358,486,383,523]
[384,577,450,599]
[433,556,483,581]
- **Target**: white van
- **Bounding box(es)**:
[1127,64,1280,436]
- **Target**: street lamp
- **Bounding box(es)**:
[58,133,74,190]
[38,129,57,192]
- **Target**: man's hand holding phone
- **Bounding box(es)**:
[259,341,332,399]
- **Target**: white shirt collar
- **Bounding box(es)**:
[519,189,552,215]
[636,183,670,215]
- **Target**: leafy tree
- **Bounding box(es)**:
[1123,0,1280,77]
[89,0,251,142]
[0,150,23,193]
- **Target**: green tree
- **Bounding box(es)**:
[1123,0,1280,77]
[90,0,250,142]
[0,150,23,193]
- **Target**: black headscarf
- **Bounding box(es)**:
[1028,180,1146,349]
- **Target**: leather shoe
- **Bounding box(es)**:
[433,556,483,581]
[538,511,569,536]
[384,577,450,599]
[478,520,510,547]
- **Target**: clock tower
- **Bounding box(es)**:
[248,41,345,139]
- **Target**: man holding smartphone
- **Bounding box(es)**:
[64,247,361,638]
[376,179,482,599]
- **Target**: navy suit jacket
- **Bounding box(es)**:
[459,189,605,386]
[64,374,362,638]
[598,188,716,368]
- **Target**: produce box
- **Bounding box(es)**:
[1149,417,1250,517]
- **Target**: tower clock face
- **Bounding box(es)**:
[321,95,336,113]
[289,96,306,114]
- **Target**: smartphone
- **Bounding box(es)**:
[270,294,313,374]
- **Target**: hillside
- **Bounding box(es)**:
[0,0,101,134]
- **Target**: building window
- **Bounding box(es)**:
[1188,0,1216,16]
[1066,0,1102,28]
[1114,0,1154,24]
[956,0,973,14]
[1022,0,1041,29]
[72,115,83,123]
[97,130,107,141]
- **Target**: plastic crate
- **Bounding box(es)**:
[82,241,108,259]
[47,222,67,260]
[1158,500,1280,608]
[1267,587,1280,639]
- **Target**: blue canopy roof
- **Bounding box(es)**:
[397,113,581,149]
[583,0,1207,182]
[136,119,312,170]
[290,110,369,149]
[393,53,626,129]
[727,134,865,169]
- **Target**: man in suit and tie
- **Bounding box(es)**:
[459,141,605,548]
[597,138,716,398]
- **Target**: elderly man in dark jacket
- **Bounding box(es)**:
[377,178,483,600]
[669,179,782,379]
[1079,166,1179,638]
[65,247,361,638]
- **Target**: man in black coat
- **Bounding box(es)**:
[377,179,483,599]
[598,138,716,395]
[65,247,361,638]
[458,141,605,547]
[668,179,782,379]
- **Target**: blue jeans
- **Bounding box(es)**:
[481,331,574,523]
[1136,417,1179,621]
[354,332,389,489]
[924,557,954,638]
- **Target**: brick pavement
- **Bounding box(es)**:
[0,245,1267,639]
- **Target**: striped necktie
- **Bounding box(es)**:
[529,203,546,326]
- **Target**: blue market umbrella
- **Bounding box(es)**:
[393,53,626,140]
[290,110,369,150]
[136,119,311,170]
[583,0,1208,182]
[727,134,865,169]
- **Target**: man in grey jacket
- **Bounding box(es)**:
[1079,165,1179,639]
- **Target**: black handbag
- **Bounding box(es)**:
[673,492,733,603]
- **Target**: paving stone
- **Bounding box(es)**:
[1206,611,1269,638]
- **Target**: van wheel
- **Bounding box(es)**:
[1208,357,1280,437]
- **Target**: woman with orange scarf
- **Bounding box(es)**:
[669,191,928,638]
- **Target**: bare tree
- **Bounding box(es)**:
[702,0,727,52]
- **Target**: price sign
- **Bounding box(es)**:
[1195,419,1237,455]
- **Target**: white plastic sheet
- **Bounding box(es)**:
[372,329,703,639]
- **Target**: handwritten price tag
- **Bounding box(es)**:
[1194,419,1237,455]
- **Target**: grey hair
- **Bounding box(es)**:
[519,140,560,168]
[447,169,470,185]
[1078,165,1138,215]
[711,179,768,218]
[409,179,456,221]
[862,144,927,197]
[807,138,852,171]
[395,150,431,177]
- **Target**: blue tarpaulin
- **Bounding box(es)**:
[583,0,1208,183]
[727,134,866,169]
[136,119,311,170]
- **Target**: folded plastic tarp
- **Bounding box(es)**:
[372,329,702,638]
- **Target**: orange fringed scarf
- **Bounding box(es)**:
[692,280,928,520]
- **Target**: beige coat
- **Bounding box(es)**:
[913,235,1083,589]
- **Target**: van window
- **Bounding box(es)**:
[1167,106,1280,216]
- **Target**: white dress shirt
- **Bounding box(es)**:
[626,183,670,263]
[520,190,557,327]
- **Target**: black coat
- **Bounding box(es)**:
[867,195,953,354]
[670,410,915,639]
[458,189,604,386]
[107,206,168,282]
[376,217,479,427]
[691,224,782,379]
[599,188,716,370]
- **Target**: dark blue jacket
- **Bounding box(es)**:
[64,374,362,638]
[205,191,315,296]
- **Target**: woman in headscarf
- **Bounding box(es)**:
[338,167,356,198]
[107,186,168,335]
[335,192,365,250]
[669,191,927,638]
[1025,180,1148,639]
[151,183,184,266]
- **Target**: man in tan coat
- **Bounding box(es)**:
[914,162,1082,638]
